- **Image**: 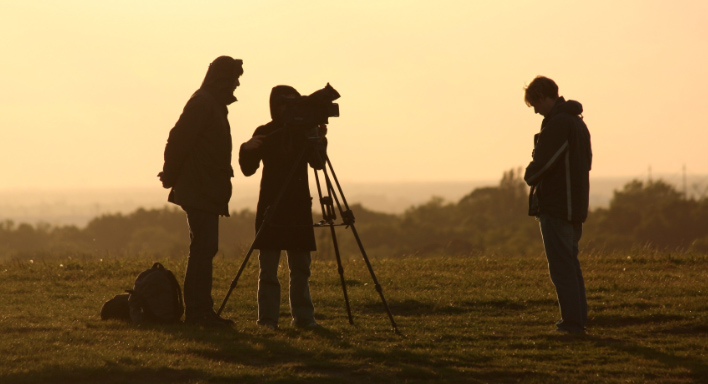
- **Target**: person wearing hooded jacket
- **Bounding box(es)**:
[239,85,327,330]
[159,56,243,327]
[523,76,592,334]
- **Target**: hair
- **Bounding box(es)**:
[524,76,559,106]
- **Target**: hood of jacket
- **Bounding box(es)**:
[200,56,243,105]
[541,97,583,129]
[269,85,301,121]
[549,96,583,117]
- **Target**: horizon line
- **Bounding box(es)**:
[1,173,707,192]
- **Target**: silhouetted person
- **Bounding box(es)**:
[239,85,327,330]
[523,76,592,334]
[159,56,243,327]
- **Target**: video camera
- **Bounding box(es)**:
[281,83,340,129]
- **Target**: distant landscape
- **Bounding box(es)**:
[1,170,706,261]
[2,174,707,227]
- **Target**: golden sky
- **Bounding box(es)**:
[1,1,707,189]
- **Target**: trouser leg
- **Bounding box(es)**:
[286,250,315,324]
[258,249,281,326]
[539,214,586,331]
[184,208,219,319]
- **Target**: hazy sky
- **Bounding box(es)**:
[1,1,707,190]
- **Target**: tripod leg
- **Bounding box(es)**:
[320,160,400,334]
[328,223,354,325]
[314,167,353,325]
[313,170,328,217]
[216,246,256,316]
[218,147,309,318]
[349,223,399,334]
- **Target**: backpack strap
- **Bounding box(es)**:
[128,262,184,323]
[163,268,185,318]
[150,262,184,321]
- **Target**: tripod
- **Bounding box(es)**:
[217,139,399,333]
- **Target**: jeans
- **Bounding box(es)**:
[538,214,588,331]
[257,249,315,326]
[183,208,219,319]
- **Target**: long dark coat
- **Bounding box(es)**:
[239,120,326,251]
[161,57,242,216]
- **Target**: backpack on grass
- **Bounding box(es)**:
[100,262,184,324]
[100,293,131,321]
[127,262,184,324]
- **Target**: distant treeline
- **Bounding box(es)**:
[2,169,707,260]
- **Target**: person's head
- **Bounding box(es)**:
[269,85,300,121]
[201,56,244,102]
[524,76,559,116]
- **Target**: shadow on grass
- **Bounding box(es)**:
[591,313,685,328]
[1,367,207,384]
[350,346,552,383]
[2,323,372,384]
[0,319,560,384]
[161,324,521,383]
[528,332,708,382]
[361,298,556,317]
[1,326,62,334]
[592,301,662,311]
[162,323,475,382]
[586,335,708,382]
[658,323,708,335]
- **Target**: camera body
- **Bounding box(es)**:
[281,83,340,130]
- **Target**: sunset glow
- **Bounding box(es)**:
[1,1,706,190]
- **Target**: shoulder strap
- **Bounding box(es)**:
[162,268,184,317]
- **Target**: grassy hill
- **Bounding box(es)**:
[1,250,706,383]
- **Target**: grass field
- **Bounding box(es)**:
[1,249,707,383]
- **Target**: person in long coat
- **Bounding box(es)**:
[159,56,243,327]
[239,85,327,330]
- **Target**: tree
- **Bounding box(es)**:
[587,179,708,250]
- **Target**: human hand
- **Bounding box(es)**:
[157,172,173,189]
[242,135,266,150]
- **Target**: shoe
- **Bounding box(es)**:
[185,312,232,328]
[292,319,322,330]
[257,321,279,331]
[555,327,585,334]
[210,310,235,326]
[555,320,585,334]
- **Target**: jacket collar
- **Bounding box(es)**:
[203,86,237,106]
[541,96,565,129]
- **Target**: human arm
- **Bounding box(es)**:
[524,117,571,186]
[239,129,267,177]
[159,95,211,188]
